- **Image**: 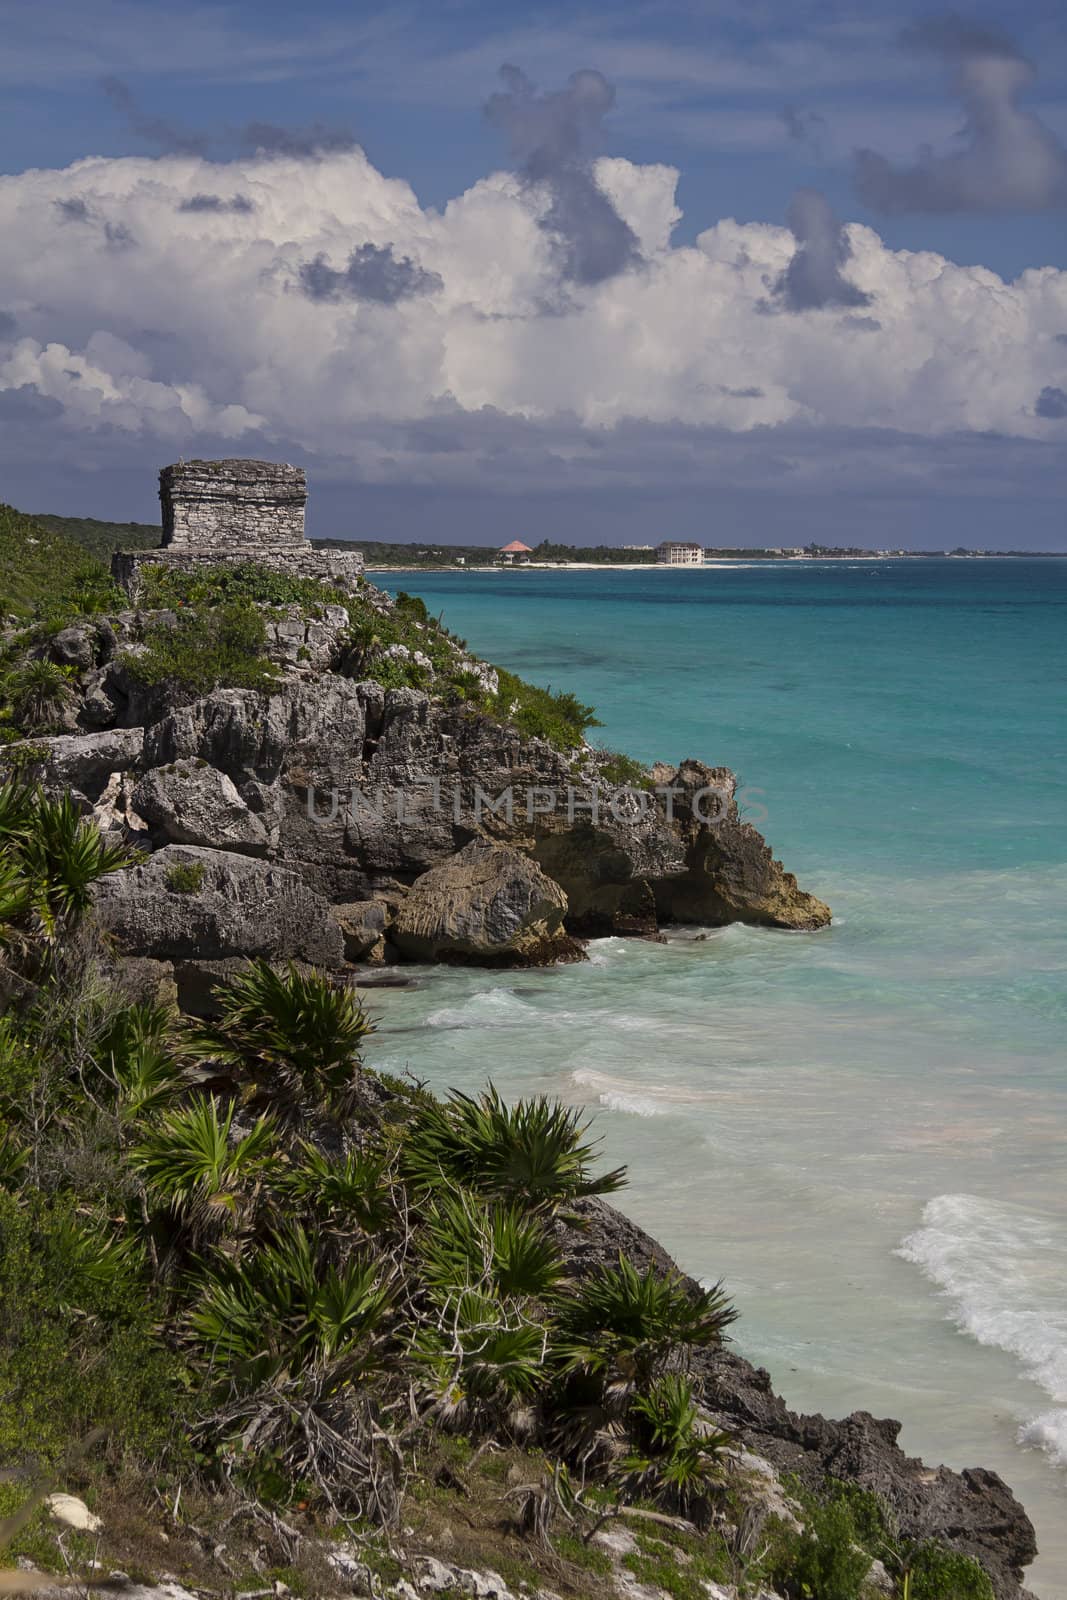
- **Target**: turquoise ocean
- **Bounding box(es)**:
[361,559,1067,1595]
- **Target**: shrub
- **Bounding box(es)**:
[417,1189,564,1303]
[136,560,349,613]
[772,1497,872,1600]
[0,1189,186,1468]
[165,859,205,894]
[619,1373,731,1513]
[187,1225,395,1392]
[0,784,133,951]
[906,1543,994,1600]
[121,600,278,695]
[4,659,77,732]
[556,1253,737,1389]
[131,1095,278,1242]
[491,669,599,750]
[594,749,652,789]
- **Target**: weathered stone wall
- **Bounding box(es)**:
[160,460,306,553]
[112,546,365,597]
[112,458,364,597]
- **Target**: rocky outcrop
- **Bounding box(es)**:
[129,677,828,935]
[392,838,578,964]
[93,844,344,968]
[131,759,270,856]
[564,1197,1037,1600]
[5,575,829,967]
[33,726,144,797]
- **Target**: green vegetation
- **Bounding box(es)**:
[121,599,278,696]
[135,558,352,613]
[493,668,600,748]
[593,748,653,788]
[0,774,738,1556]
[756,1480,996,1600]
[0,503,123,623]
[27,511,161,563]
[164,859,205,894]
[4,659,77,731]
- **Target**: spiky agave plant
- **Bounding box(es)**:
[276,1140,396,1235]
[555,1253,737,1392]
[131,1095,278,1246]
[188,1223,395,1392]
[13,791,133,941]
[617,1372,731,1515]
[5,659,76,732]
[189,960,373,1116]
[411,1287,548,1433]
[94,1000,189,1120]
[418,1188,565,1304]
[402,1084,627,1216]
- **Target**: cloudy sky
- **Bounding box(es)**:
[1,0,1065,548]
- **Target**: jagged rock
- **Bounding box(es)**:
[47,624,95,670]
[566,1197,1035,1600]
[94,845,344,967]
[331,898,389,960]
[413,1558,515,1598]
[132,760,270,856]
[23,727,144,801]
[78,662,129,730]
[392,838,577,965]
[71,671,831,939]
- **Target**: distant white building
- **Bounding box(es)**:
[656,541,703,566]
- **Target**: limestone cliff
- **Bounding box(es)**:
[5,578,830,981]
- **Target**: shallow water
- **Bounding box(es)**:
[363,560,1067,1593]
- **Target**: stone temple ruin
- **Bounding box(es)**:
[111,459,364,596]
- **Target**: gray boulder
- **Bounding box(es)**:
[391,838,577,965]
[330,897,390,961]
[19,727,144,800]
[94,844,344,967]
[47,624,95,670]
[131,759,270,856]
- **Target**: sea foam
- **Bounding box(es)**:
[899,1194,1067,1467]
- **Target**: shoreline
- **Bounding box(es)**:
[364,554,1067,574]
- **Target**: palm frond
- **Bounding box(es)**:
[403,1083,627,1215]
[189,961,373,1114]
[131,1095,278,1238]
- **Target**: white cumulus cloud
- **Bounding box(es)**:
[0,145,1066,493]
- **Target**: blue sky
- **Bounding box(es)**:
[1,0,1065,546]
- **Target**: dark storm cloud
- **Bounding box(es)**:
[775,189,872,312]
[101,78,355,162]
[781,104,826,157]
[178,193,256,214]
[105,221,137,249]
[239,122,357,158]
[0,386,64,422]
[485,65,640,286]
[899,14,1021,60]
[0,311,16,340]
[854,15,1067,214]
[55,197,91,222]
[1035,386,1067,419]
[299,243,443,305]
[101,76,209,156]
